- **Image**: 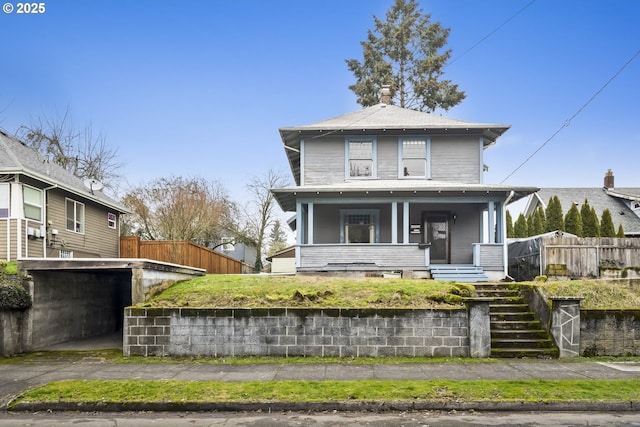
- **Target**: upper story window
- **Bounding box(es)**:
[401,138,428,178]
[23,186,43,222]
[66,198,85,234]
[347,138,375,178]
[107,212,117,229]
[0,183,8,218]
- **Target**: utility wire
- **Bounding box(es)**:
[445,0,537,69]
[500,47,640,184]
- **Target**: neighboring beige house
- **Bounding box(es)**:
[272,89,538,281]
[0,129,128,260]
[266,246,296,274]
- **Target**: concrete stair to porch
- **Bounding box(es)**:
[474,283,559,359]
[430,265,488,283]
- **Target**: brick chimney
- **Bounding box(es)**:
[380,85,392,105]
[604,169,614,189]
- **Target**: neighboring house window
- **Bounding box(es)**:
[401,137,427,178]
[341,209,379,244]
[66,199,85,233]
[59,249,73,259]
[221,237,235,252]
[347,139,375,178]
[0,183,8,218]
[107,212,117,229]
[23,186,43,222]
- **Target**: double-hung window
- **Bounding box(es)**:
[0,183,8,218]
[400,137,428,178]
[66,199,85,233]
[347,138,375,178]
[23,186,43,222]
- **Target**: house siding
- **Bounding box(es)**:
[46,190,119,258]
[430,136,480,183]
[0,220,8,260]
[377,136,398,179]
[304,137,345,185]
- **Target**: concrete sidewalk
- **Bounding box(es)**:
[2,335,640,412]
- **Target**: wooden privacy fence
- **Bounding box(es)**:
[120,236,247,274]
[541,236,640,278]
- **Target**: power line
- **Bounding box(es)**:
[445,0,537,69]
[500,47,640,184]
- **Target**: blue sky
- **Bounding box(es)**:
[1,0,639,210]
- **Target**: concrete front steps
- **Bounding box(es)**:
[430,265,488,283]
[474,283,559,359]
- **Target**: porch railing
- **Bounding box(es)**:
[472,243,504,271]
[298,244,427,270]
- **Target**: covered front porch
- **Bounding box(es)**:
[292,197,508,281]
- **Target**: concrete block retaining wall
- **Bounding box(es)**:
[124,308,471,358]
[581,310,640,356]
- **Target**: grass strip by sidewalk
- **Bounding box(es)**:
[12,379,640,406]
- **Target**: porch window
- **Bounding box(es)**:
[0,183,8,218]
[23,186,43,222]
[347,139,374,178]
[66,198,85,234]
[401,138,427,177]
[341,210,379,243]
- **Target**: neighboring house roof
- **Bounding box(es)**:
[524,187,640,236]
[273,179,538,212]
[0,129,128,213]
[279,103,511,186]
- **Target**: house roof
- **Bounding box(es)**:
[273,179,538,212]
[523,187,640,236]
[279,103,510,186]
[0,129,129,213]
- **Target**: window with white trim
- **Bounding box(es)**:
[220,236,235,252]
[108,212,117,229]
[341,209,379,244]
[66,199,85,233]
[401,138,427,178]
[347,139,374,178]
[23,186,43,221]
[0,183,8,218]
[59,249,73,259]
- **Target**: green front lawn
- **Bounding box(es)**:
[12,378,640,406]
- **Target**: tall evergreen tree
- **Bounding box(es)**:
[506,210,514,238]
[617,224,625,238]
[564,204,583,236]
[513,213,529,238]
[531,206,545,236]
[346,0,465,112]
[580,199,600,237]
[545,196,564,232]
[600,209,615,237]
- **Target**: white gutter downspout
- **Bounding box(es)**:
[42,185,58,258]
[503,191,516,279]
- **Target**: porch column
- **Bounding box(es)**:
[495,202,504,243]
[391,202,398,244]
[487,201,495,244]
[296,201,302,268]
[307,203,314,245]
[403,201,410,244]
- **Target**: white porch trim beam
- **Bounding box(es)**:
[308,202,314,245]
[391,202,398,244]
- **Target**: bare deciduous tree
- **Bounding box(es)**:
[240,170,289,272]
[121,176,236,247]
[15,108,121,190]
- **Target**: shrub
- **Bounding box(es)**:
[0,282,32,311]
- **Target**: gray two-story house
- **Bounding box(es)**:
[272,94,537,281]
